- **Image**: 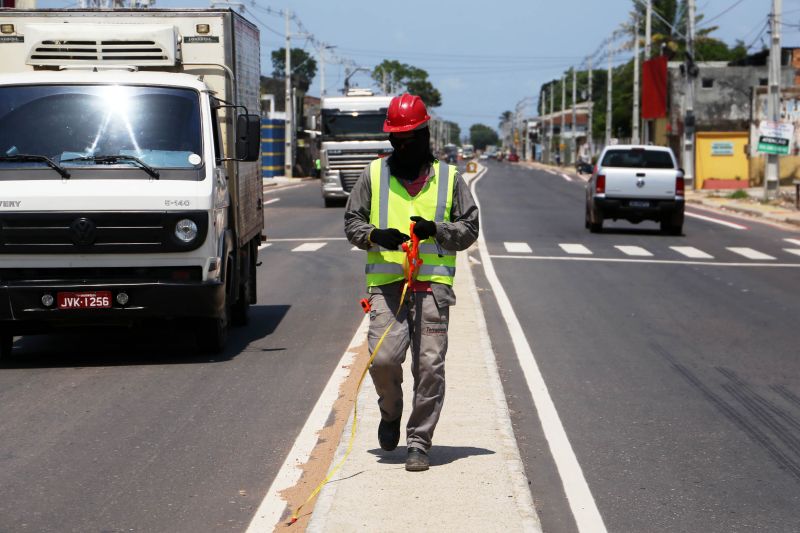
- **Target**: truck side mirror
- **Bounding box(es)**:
[236,114,261,162]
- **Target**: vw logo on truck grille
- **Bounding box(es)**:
[70,217,97,246]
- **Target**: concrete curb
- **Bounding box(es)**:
[685,196,800,228]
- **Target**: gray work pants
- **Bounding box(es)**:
[367,290,449,452]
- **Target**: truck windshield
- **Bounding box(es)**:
[321,110,387,140]
[0,85,202,171]
[601,149,674,169]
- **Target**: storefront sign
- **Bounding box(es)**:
[711,141,734,156]
[757,120,794,155]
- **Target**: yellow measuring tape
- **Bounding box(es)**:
[289,281,410,525]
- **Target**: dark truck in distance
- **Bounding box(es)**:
[585,145,685,235]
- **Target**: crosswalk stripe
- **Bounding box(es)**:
[784,238,800,247]
[258,243,272,250]
[615,245,653,257]
[292,242,327,252]
[559,243,592,255]
[784,248,800,257]
[727,247,775,260]
[504,242,532,253]
[670,246,713,259]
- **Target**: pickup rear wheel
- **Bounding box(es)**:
[660,219,683,236]
[589,216,603,233]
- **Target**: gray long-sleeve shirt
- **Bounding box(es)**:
[344,161,479,307]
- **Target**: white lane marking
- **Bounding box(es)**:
[245,316,369,532]
[559,243,592,255]
[615,245,653,257]
[784,238,800,246]
[504,242,533,254]
[257,243,272,251]
[469,255,482,264]
[268,237,347,242]
[784,248,800,257]
[489,255,800,268]
[544,168,559,175]
[471,170,608,532]
[264,197,280,205]
[670,246,713,259]
[263,182,310,194]
[292,242,327,252]
[685,211,748,230]
[727,247,775,260]
[560,173,572,182]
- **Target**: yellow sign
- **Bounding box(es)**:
[466,161,478,173]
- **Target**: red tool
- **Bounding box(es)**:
[401,221,423,284]
[360,298,371,313]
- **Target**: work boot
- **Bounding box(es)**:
[378,416,401,451]
[405,447,429,472]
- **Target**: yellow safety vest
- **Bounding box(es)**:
[366,158,457,287]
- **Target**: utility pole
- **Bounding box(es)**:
[588,57,594,158]
[644,0,652,143]
[549,84,555,164]
[572,67,577,164]
[606,42,613,147]
[682,0,696,189]
[765,0,782,199]
[633,15,641,144]
[284,9,293,178]
[561,75,566,164]
[319,45,326,97]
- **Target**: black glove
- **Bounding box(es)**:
[370,228,409,250]
[410,216,437,240]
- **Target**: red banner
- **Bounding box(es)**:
[642,56,668,119]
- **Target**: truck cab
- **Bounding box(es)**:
[319,90,393,207]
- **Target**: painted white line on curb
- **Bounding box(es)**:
[560,173,572,182]
[264,197,280,205]
[670,246,713,259]
[559,244,593,255]
[685,210,748,230]
[292,242,327,252]
[727,247,775,260]
[245,315,369,532]
[504,242,533,253]
[471,169,608,533]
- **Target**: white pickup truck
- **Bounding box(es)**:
[585,145,685,235]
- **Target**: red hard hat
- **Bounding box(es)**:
[383,94,430,133]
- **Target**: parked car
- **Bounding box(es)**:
[585,145,684,235]
[507,152,519,162]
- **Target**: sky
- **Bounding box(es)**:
[34,0,800,133]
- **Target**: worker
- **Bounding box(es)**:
[344,94,479,472]
[315,157,321,179]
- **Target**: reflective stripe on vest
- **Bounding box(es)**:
[366,158,457,287]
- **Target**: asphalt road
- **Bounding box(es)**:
[472,160,800,532]
[0,180,364,532]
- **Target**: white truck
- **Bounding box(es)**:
[320,89,393,207]
[585,145,685,235]
[0,8,264,356]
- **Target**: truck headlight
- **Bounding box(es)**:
[175,219,198,243]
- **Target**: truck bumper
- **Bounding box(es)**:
[594,197,684,222]
[321,172,349,199]
[0,279,225,333]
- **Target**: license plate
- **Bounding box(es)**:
[629,200,651,208]
[57,291,112,309]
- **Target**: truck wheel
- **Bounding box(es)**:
[0,332,12,360]
[589,216,603,233]
[232,243,256,326]
[660,219,683,236]
[584,206,591,229]
[324,197,335,208]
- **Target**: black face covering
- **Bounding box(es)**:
[387,127,435,181]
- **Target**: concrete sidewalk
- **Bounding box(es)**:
[306,170,541,532]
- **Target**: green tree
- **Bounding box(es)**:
[271,48,317,92]
[469,124,499,150]
[372,59,442,107]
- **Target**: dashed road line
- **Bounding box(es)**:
[670,246,713,259]
[264,197,280,205]
[560,173,572,182]
[292,242,327,252]
[784,238,800,247]
[559,243,592,255]
[615,245,653,257]
[727,247,775,260]
[258,242,272,251]
[685,211,748,230]
[504,242,533,253]
[783,248,800,257]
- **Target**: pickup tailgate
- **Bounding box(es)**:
[604,168,677,199]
